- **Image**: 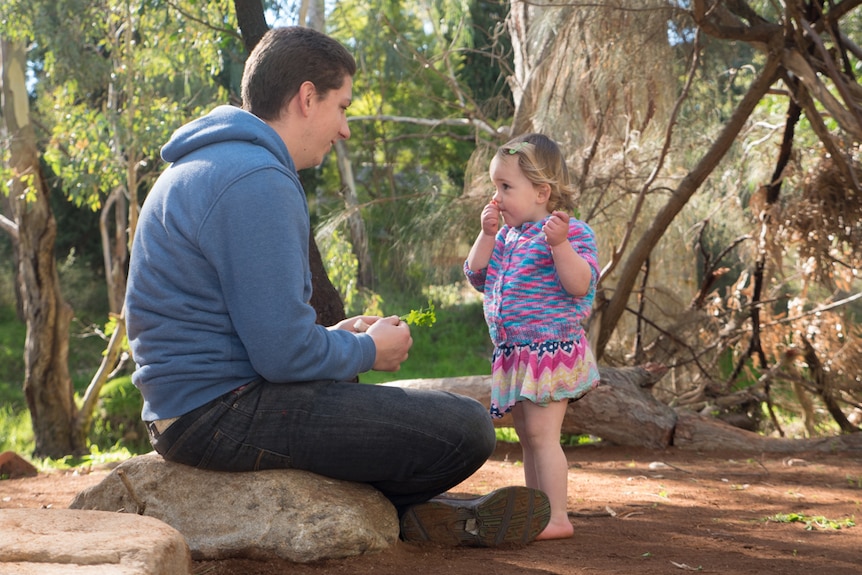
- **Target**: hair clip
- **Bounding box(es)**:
[507,141,529,155]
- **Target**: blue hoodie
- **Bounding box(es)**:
[125,105,376,421]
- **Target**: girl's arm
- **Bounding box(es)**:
[544,211,592,296]
[466,202,501,271]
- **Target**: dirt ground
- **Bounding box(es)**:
[2,441,861,575]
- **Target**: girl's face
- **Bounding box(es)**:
[489,154,550,228]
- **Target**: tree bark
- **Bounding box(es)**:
[233,0,269,53]
[1,38,82,458]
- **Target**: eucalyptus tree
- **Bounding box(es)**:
[38,0,237,314]
[1,35,78,457]
[0,0,240,456]
[500,0,861,433]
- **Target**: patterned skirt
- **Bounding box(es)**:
[489,338,600,419]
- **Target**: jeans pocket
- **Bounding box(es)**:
[198,428,293,471]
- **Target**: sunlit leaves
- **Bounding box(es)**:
[27,0,235,211]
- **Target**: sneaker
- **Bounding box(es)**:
[399,486,551,547]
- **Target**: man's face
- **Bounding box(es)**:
[300,76,353,169]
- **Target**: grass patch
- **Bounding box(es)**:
[34,444,137,472]
[359,295,492,384]
[496,427,520,443]
[0,404,34,454]
[496,427,599,447]
[766,512,856,530]
[0,309,26,411]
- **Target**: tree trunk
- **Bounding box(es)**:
[334,141,373,289]
[386,367,862,454]
[1,38,83,458]
[234,0,269,53]
[232,0,347,327]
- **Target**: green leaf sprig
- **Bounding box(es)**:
[400,301,436,327]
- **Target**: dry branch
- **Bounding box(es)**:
[385,366,862,453]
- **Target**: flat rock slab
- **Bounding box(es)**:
[69,452,399,563]
[0,508,191,575]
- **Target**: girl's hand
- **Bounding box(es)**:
[481,200,501,236]
[543,211,570,246]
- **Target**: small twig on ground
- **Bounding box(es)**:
[117,469,146,515]
[649,461,693,474]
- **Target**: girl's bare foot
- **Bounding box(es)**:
[534,517,575,540]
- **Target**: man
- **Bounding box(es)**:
[125,26,550,546]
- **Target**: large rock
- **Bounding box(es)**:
[0,451,38,479]
[69,452,399,563]
[0,508,191,575]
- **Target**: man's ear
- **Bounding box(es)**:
[297,81,317,115]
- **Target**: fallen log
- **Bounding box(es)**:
[672,410,862,452]
[384,364,676,449]
[384,365,862,453]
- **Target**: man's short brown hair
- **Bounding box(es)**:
[241,27,356,121]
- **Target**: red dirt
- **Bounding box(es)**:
[2,442,860,575]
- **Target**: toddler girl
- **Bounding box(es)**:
[464,133,600,540]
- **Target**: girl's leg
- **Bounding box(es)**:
[511,403,538,489]
[512,400,574,540]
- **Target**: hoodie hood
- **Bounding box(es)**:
[161,105,294,172]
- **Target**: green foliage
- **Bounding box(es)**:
[0,312,26,410]
[319,0,507,291]
[0,405,33,454]
[33,0,234,214]
[358,290,493,383]
[319,228,361,311]
[766,512,856,531]
[400,301,436,327]
[56,250,109,320]
[495,427,519,443]
[37,444,136,471]
[495,427,596,447]
[90,375,149,454]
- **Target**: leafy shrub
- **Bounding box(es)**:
[89,375,150,454]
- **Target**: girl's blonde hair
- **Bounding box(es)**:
[498,133,577,214]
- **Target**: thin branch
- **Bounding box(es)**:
[0,212,18,239]
[348,114,499,137]
[376,14,500,142]
[164,0,240,40]
[788,73,861,192]
[782,48,862,141]
[763,291,862,327]
[793,12,862,128]
[691,0,780,45]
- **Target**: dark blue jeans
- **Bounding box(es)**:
[147,379,496,511]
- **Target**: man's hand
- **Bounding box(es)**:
[366,315,413,371]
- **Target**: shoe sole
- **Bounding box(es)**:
[400,486,551,547]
